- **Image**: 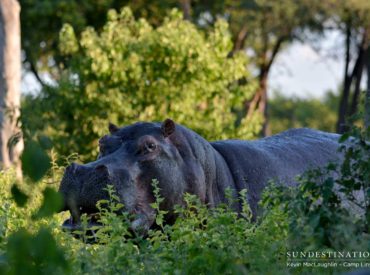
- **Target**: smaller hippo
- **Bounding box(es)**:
[59,119,344,234]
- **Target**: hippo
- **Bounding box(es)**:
[59,119,344,234]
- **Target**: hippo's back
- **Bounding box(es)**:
[212,128,341,186]
[211,128,342,214]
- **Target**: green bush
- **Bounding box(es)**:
[22,7,260,161]
[0,170,290,275]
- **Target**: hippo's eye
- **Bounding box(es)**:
[138,136,158,156]
[146,142,157,152]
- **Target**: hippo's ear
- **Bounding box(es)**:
[161,119,175,137]
[108,122,119,134]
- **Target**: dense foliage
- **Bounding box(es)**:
[0,171,285,275]
[20,0,178,81]
[22,8,259,161]
[20,0,370,138]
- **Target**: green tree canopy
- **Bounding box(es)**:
[20,0,178,83]
[23,8,260,161]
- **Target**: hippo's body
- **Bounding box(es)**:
[211,128,341,215]
[59,119,342,233]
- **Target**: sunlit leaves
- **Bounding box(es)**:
[23,7,260,161]
[59,24,79,55]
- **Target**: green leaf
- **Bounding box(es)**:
[156,215,163,226]
[5,228,69,273]
[37,135,53,150]
[11,184,29,207]
[21,140,51,182]
[339,132,350,143]
[33,187,63,219]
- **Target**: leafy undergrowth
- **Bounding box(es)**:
[0,129,368,275]
[0,172,289,275]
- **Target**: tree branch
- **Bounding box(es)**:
[265,36,286,73]
[27,57,46,87]
[228,25,249,58]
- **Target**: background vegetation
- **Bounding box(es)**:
[22,8,259,160]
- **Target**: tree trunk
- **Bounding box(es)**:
[244,35,285,137]
[245,70,270,136]
[338,29,369,132]
[365,45,370,132]
[349,44,366,117]
[179,0,191,21]
[337,23,352,133]
[259,72,270,136]
[0,0,23,179]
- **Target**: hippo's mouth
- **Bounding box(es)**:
[62,213,102,232]
[61,212,103,243]
[61,208,156,240]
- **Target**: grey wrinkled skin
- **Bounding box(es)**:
[59,119,344,234]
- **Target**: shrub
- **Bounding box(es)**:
[22,7,260,161]
[0,170,289,274]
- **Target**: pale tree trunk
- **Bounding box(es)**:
[0,0,23,179]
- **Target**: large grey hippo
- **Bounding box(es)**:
[59,119,343,233]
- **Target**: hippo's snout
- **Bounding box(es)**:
[58,125,164,237]
[59,162,112,229]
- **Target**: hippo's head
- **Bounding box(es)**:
[59,119,207,234]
